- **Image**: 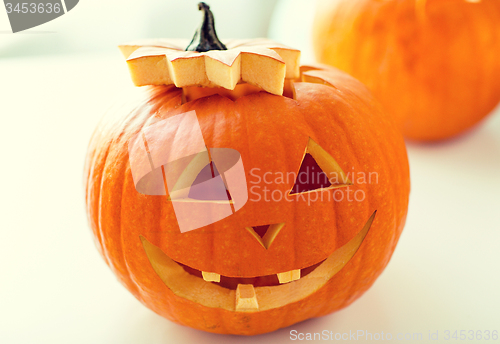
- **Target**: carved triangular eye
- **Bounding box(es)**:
[289,138,351,195]
[188,161,232,201]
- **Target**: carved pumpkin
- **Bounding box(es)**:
[313,0,500,141]
[84,3,410,335]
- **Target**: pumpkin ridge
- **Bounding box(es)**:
[84,128,107,261]
[119,164,142,296]
[95,135,113,267]
[102,123,146,291]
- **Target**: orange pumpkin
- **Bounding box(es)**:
[84,3,410,335]
[313,0,500,141]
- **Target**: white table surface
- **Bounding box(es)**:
[1,52,499,344]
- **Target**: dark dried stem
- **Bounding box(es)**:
[186,2,227,52]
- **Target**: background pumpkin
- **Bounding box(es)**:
[313,0,500,141]
[84,3,410,335]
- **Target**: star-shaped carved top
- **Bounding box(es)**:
[119,38,301,96]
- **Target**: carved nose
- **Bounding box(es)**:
[244,223,286,249]
[252,225,271,238]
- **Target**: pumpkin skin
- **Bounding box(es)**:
[84,66,410,335]
[313,0,500,141]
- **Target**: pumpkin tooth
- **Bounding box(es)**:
[277,269,301,284]
[235,284,259,311]
[201,271,221,282]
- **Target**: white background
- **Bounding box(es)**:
[1,1,499,343]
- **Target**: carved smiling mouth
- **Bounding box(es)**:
[178,259,325,289]
[141,211,376,312]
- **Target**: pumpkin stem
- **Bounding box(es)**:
[186,2,227,52]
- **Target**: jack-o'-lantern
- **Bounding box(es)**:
[84,3,410,335]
